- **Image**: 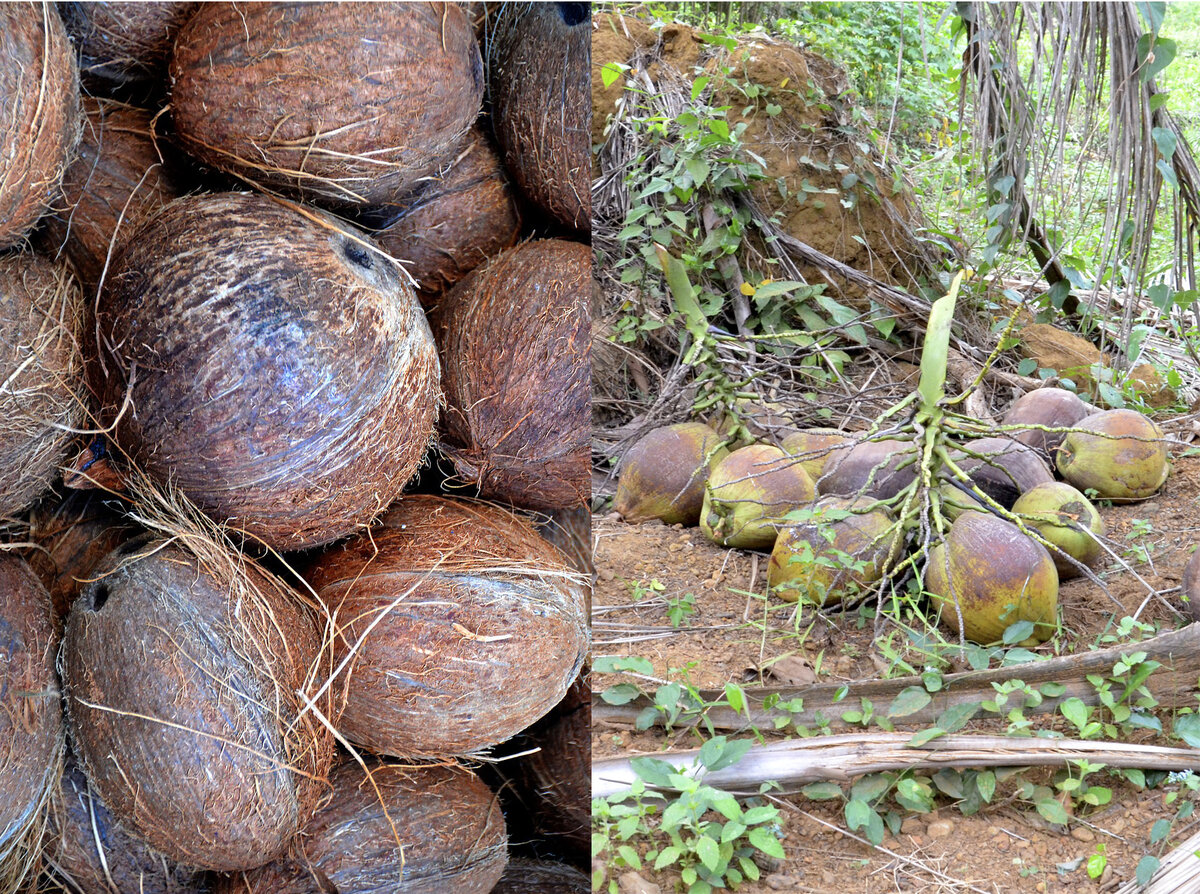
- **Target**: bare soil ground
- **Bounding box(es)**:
[593,449,1200,893]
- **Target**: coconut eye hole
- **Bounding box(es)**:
[342,241,373,271]
[557,3,588,25]
[90,584,110,612]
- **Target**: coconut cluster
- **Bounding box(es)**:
[0,2,590,889]
[614,387,1171,646]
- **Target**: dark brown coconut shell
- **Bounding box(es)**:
[58,2,198,96]
[38,98,183,301]
[373,124,522,303]
[94,192,441,551]
[0,556,63,882]
[0,252,86,520]
[216,760,508,894]
[170,2,484,208]
[62,538,334,871]
[816,437,916,500]
[489,3,590,231]
[45,757,213,894]
[491,859,590,893]
[0,3,79,249]
[951,437,1054,510]
[26,490,134,620]
[305,495,589,757]
[438,239,589,510]
[1002,387,1092,457]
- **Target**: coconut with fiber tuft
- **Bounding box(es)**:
[92,192,441,551]
[216,759,508,894]
[170,2,484,208]
[305,495,589,757]
[0,2,80,250]
[489,2,591,232]
[438,239,590,510]
[61,536,335,872]
[0,252,86,520]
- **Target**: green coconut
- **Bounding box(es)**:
[780,429,855,482]
[768,497,898,605]
[1011,482,1105,579]
[926,513,1059,645]
[614,422,728,526]
[1056,409,1169,501]
[932,480,989,521]
[700,445,814,550]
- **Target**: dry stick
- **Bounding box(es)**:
[592,733,1200,801]
[593,622,1200,732]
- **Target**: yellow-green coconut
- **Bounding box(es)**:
[700,445,814,550]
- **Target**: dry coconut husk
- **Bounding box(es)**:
[44,756,214,894]
[58,2,198,98]
[38,97,183,301]
[170,2,483,208]
[92,191,441,551]
[491,858,590,894]
[217,759,508,894]
[0,252,87,521]
[26,490,134,620]
[61,527,335,872]
[0,2,80,249]
[305,495,589,757]
[438,239,590,510]
[372,124,522,304]
[0,556,64,894]
[489,3,590,231]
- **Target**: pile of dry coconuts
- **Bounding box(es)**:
[616,388,1172,647]
[0,3,591,893]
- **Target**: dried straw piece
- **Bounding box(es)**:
[95,192,441,551]
[437,239,590,510]
[373,124,522,304]
[170,2,484,208]
[61,533,335,872]
[0,2,80,249]
[306,494,589,757]
[0,556,64,894]
[0,252,87,520]
[59,2,199,96]
[218,759,507,894]
[489,3,590,232]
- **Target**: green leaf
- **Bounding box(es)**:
[1002,620,1035,645]
[722,821,747,843]
[753,280,807,300]
[1036,798,1069,825]
[1158,158,1180,189]
[696,835,720,873]
[724,683,746,714]
[631,757,677,789]
[1174,713,1200,748]
[1039,682,1067,698]
[888,685,933,719]
[617,844,642,869]
[601,684,642,706]
[1137,855,1161,885]
[708,118,730,140]
[742,806,778,824]
[701,737,753,772]
[1139,1,1166,35]
[765,102,782,116]
[907,727,945,747]
[992,174,1016,197]
[1017,357,1038,376]
[1060,697,1089,731]
[1087,849,1107,878]
[844,798,872,831]
[918,271,965,410]
[594,655,654,675]
[932,769,964,799]
[601,61,626,89]
[748,825,785,859]
[851,774,890,802]
[1153,126,1178,160]
[802,782,844,801]
[691,75,711,101]
[936,701,980,734]
[1151,818,1172,844]
[976,770,997,803]
[686,157,711,187]
[664,210,689,230]
[1137,35,1177,83]
[654,244,707,343]
[617,224,646,241]
[655,846,682,870]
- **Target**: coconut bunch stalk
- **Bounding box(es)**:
[305,494,590,758]
[58,2,198,99]
[44,757,214,894]
[169,2,484,209]
[60,470,337,872]
[0,2,80,249]
[216,759,508,894]
[38,97,183,303]
[489,3,590,232]
[0,252,87,521]
[0,556,64,894]
[438,239,590,510]
[371,124,522,304]
[89,191,441,551]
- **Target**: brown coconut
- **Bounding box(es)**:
[372,124,522,303]
[438,239,589,510]
[614,422,729,526]
[305,495,589,757]
[93,192,441,551]
[58,2,198,96]
[1002,387,1092,457]
[0,252,86,519]
[492,859,590,893]
[61,538,334,871]
[0,3,80,249]
[170,2,483,208]
[781,428,856,481]
[45,757,213,894]
[26,490,134,619]
[816,437,917,500]
[489,3,590,231]
[217,760,508,894]
[38,98,183,300]
[0,556,62,890]
[950,437,1054,509]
